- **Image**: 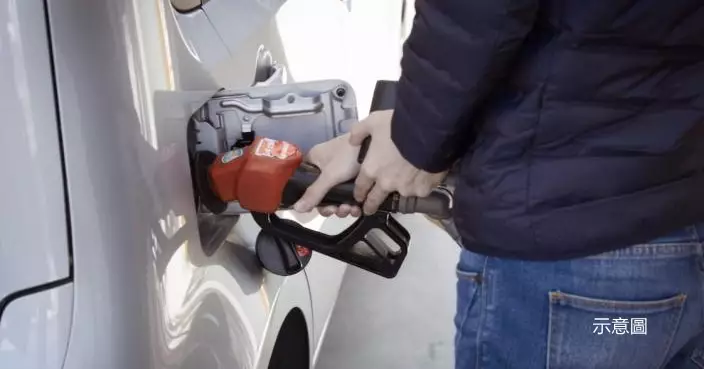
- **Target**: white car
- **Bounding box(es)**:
[0,0,409,368]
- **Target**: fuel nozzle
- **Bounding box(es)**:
[204,136,453,220]
[191,79,455,278]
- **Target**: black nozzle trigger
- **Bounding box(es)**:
[252,211,410,278]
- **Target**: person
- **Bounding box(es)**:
[293,0,704,368]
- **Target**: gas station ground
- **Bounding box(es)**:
[316,215,460,369]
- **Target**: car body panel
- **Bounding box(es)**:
[173,0,291,89]
[0,0,71,304]
[170,6,231,71]
[44,0,332,367]
[2,0,405,368]
[0,284,73,369]
[201,0,286,59]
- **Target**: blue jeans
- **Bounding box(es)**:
[455,224,704,369]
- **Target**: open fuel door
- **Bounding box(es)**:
[186,80,452,278]
[187,79,358,214]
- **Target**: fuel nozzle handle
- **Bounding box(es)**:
[279,166,392,211]
[280,165,453,219]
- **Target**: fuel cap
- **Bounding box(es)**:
[255,231,312,276]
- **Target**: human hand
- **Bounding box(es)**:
[350,110,448,215]
[292,133,363,218]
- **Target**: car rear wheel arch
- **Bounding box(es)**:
[267,307,310,369]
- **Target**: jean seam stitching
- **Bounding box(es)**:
[696,247,704,347]
[546,293,555,369]
[455,257,482,367]
[700,250,704,333]
[475,257,489,369]
[656,295,688,369]
[455,279,476,351]
[585,243,701,259]
[555,291,686,311]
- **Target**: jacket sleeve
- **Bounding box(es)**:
[391,0,539,173]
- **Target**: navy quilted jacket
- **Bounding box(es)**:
[391,0,704,259]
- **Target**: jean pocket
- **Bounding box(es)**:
[455,268,482,349]
[547,291,687,369]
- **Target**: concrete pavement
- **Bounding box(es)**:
[310,2,457,367]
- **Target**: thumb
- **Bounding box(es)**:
[349,120,372,146]
[293,173,337,213]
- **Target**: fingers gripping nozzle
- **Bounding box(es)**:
[356,80,454,220]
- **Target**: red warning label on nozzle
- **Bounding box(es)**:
[254,138,298,159]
